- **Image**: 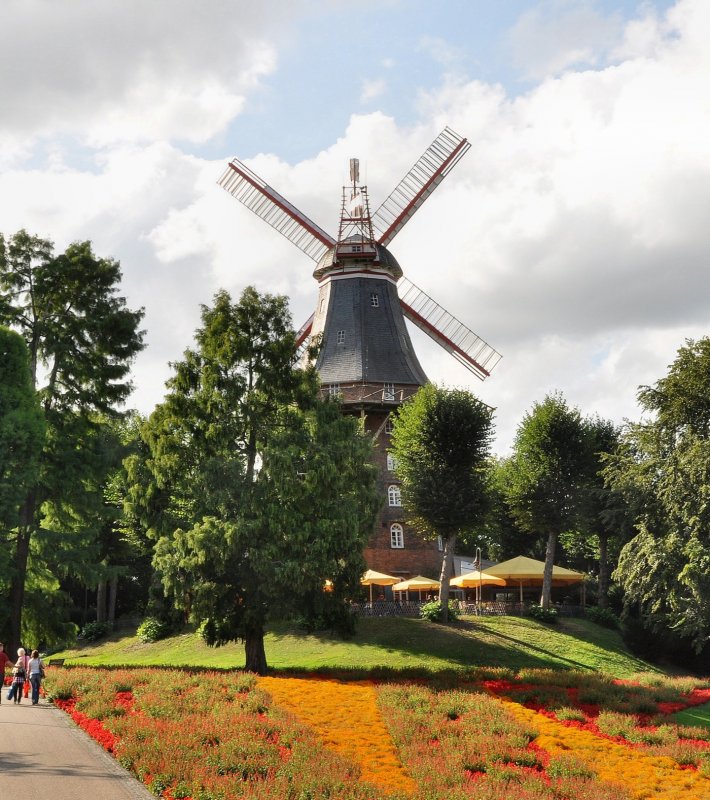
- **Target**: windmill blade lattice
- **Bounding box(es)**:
[218,159,336,262]
[398,276,501,380]
[371,127,471,247]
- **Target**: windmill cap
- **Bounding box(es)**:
[313,239,403,281]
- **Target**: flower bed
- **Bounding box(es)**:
[43,667,710,800]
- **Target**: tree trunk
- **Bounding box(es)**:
[540,530,558,609]
[96,580,107,623]
[108,575,118,627]
[598,533,609,608]
[437,534,457,623]
[8,491,37,653]
[244,625,268,675]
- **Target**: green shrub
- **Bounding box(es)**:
[79,621,110,642]
[555,706,586,722]
[137,616,172,643]
[419,600,460,623]
[585,606,620,629]
[527,603,558,624]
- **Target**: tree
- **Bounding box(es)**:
[138,288,378,674]
[502,392,589,609]
[0,229,145,650]
[577,416,633,608]
[390,384,494,622]
[0,327,44,527]
[605,338,710,651]
[0,327,45,631]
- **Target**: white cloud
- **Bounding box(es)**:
[507,0,625,80]
[0,0,287,150]
[360,79,386,104]
[1,0,708,460]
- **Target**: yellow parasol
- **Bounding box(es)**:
[391,575,440,602]
[450,569,506,605]
[450,570,506,588]
[485,556,585,603]
[360,569,400,602]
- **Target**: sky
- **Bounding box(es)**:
[1,0,707,454]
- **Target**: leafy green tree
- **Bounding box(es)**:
[0,229,144,650]
[390,384,494,622]
[139,288,378,674]
[606,338,710,651]
[502,392,589,609]
[0,327,45,629]
[579,416,633,608]
[0,326,44,527]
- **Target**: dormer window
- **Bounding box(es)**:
[337,330,345,345]
[370,293,379,307]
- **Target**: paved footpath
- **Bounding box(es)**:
[0,695,153,799]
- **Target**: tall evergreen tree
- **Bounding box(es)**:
[138,287,378,673]
[0,229,144,650]
[390,384,495,622]
[0,326,45,631]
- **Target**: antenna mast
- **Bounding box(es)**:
[335,158,376,262]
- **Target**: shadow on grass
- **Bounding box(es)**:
[264,615,640,676]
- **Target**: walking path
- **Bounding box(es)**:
[0,695,152,799]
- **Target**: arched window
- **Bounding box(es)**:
[385,417,394,435]
[388,485,401,507]
[390,524,404,549]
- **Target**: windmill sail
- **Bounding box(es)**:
[398,277,501,380]
[218,159,336,262]
[371,127,471,247]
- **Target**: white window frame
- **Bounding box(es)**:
[328,383,341,397]
[386,453,398,472]
[383,382,395,401]
[385,418,394,435]
[388,484,402,507]
[390,523,404,549]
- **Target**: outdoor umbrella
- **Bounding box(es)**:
[485,556,584,603]
[360,569,400,602]
[391,575,440,602]
[450,570,506,603]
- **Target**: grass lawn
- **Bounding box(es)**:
[671,702,710,728]
[49,614,656,679]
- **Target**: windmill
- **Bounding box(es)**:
[218,127,501,580]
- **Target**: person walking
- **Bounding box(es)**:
[0,642,10,703]
[7,647,28,703]
[27,649,45,705]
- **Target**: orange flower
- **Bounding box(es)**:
[258,676,416,797]
[504,699,710,800]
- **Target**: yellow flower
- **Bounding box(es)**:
[258,676,416,797]
[503,700,710,800]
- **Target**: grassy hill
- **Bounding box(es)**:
[50,615,657,679]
